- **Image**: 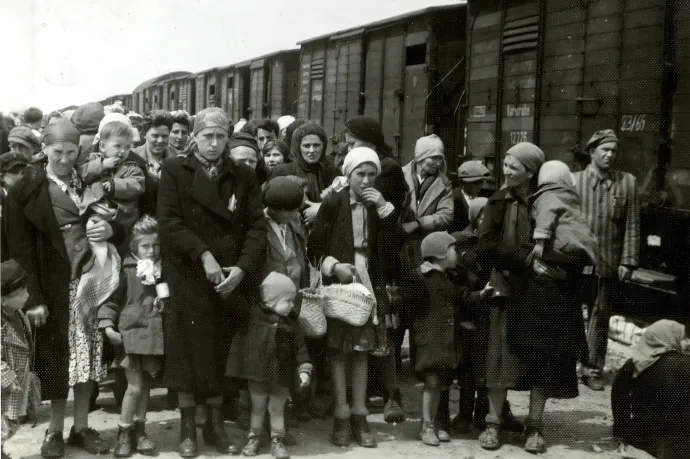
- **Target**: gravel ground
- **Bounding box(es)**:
[4,340,656,459]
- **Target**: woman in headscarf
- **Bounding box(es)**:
[611,320,690,459]
[476,142,588,454]
[8,119,123,458]
[157,108,266,457]
[342,116,407,423]
[270,121,340,226]
[308,147,404,449]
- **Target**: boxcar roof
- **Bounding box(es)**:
[133,71,192,92]
[297,3,465,45]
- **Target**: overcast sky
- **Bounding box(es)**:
[1,0,459,113]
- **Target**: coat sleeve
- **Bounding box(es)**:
[112,163,145,201]
[477,199,532,272]
[532,193,560,240]
[97,271,127,330]
[7,190,45,309]
[79,153,106,185]
[1,359,18,390]
[306,195,334,268]
[157,162,210,262]
[417,182,454,232]
[611,359,635,439]
[236,172,267,275]
[621,174,640,268]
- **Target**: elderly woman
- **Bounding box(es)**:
[477,142,587,454]
[157,108,266,457]
[611,320,690,459]
[8,119,123,457]
[228,132,260,170]
[308,147,403,449]
[271,121,339,225]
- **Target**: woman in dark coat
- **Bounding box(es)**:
[156,108,266,457]
[611,320,690,459]
[476,142,587,454]
[269,122,340,226]
[308,147,404,449]
[343,116,408,424]
[8,119,123,457]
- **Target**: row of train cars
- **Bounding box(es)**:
[98,1,689,317]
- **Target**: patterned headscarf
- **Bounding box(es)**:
[43,118,80,146]
[194,108,232,135]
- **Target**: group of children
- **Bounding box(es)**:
[2,125,598,458]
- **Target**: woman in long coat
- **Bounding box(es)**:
[9,119,123,457]
[157,108,266,457]
[308,147,404,449]
[476,142,587,454]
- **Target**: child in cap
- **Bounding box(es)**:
[98,215,164,457]
[79,119,145,230]
[1,260,41,459]
[401,231,494,447]
[226,272,312,459]
[529,160,598,270]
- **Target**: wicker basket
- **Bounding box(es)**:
[298,288,327,337]
[322,282,376,327]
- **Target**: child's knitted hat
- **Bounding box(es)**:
[421,231,456,260]
[538,160,573,187]
[260,272,297,311]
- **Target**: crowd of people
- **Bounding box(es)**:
[1,102,689,459]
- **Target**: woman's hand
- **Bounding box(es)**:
[302,201,321,226]
[299,372,310,387]
[215,267,246,298]
[105,327,122,346]
[333,263,356,284]
[402,221,420,235]
[526,240,545,266]
[26,305,49,327]
[361,188,385,208]
[201,251,225,285]
[86,220,114,242]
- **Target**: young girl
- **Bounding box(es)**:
[403,231,493,446]
[98,215,165,457]
[226,272,312,459]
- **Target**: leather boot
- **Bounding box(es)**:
[350,415,376,448]
[133,420,156,453]
[113,425,135,458]
[178,407,198,458]
[202,404,239,454]
[330,417,351,447]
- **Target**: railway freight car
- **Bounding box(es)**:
[297,4,466,168]
[131,71,191,114]
[465,0,690,318]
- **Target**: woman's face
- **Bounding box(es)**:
[169,123,189,150]
[349,163,378,198]
[344,132,376,152]
[145,125,170,155]
[195,126,228,162]
[503,154,533,187]
[419,155,443,177]
[300,134,323,165]
[230,146,258,170]
[264,146,285,169]
[45,142,79,177]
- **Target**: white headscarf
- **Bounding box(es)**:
[341,146,381,178]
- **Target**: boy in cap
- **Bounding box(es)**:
[401,231,493,446]
[1,260,41,459]
[450,160,490,233]
[7,126,40,161]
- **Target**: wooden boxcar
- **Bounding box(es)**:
[465,0,690,317]
[297,4,466,168]
[131,71,191,114]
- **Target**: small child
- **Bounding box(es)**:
[402,232,493,447]
[80,119,145,230]
[226,272,312,459]
[1,260,41,459]
[98,215,165,458]
[529,160,598,269]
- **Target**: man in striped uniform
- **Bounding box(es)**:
[573,129,640,391]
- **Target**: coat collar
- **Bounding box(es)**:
[402,161,451,216]
[184,154,235,222]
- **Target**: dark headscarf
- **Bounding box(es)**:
[43,118,80,146]
[227,132,259,154]
[345,115,393,158]
[284,119,307,152]
[290,121,329,202]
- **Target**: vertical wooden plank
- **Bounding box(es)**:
[298,48,311,119]
[364,33,384,121]
[382,28,404,159]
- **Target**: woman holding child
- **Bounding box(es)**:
[8,118,124,458]
[476,142,590,454]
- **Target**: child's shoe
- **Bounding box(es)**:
[270,436,290,459]
[241,434,261,457]
[134,420,156,454]
[350,415,376,448]
[113,425,135,458]
[40,430,65,458]
[178,407,198,458]
[479,423,501,450]
[420,422,440,446]
[524,418,547,454]
[330,417,351,447]
[67,427,109,454]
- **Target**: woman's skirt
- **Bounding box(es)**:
[67,279,107,387]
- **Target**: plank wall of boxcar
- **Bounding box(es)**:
[206,71,221,109]
[399,22,429,165]
[670,0,690,208]
[250,61,265,120]
[381,27,405,161]
[195,75,205,114]
[466,3,501,174]
[363,30,385,123]
[269,58,285,118]
[284,55,300,117]
[297,48,311,119]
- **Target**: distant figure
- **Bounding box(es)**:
[23,107,43,136]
